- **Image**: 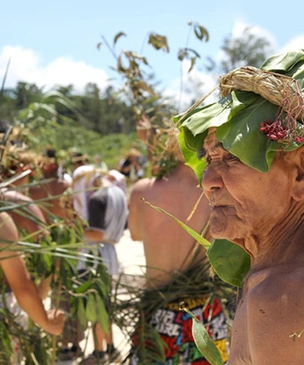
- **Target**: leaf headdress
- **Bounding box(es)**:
[174,49,304,184]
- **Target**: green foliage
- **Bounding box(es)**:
[0,287,52,365]
[182,307,224,365]
[206,26,272,73]
[207,240,251,287]
[0,310,13,363]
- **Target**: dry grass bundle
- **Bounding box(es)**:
[138,116,184,178]
[219,66,304,122]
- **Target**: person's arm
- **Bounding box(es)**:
[3,190,48,240]
[0,212,64,335]
[83,227,104,242]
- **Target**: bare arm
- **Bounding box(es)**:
[0,212,64,335]
[83,228,104,242]
[3,190,48,240]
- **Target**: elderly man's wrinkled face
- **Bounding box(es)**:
[201,129,294,245]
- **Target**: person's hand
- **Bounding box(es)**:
[43,308,65,336]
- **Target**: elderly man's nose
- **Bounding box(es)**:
[202,166,224,191]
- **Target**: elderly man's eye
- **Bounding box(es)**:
[226,153,240,163]
[197,148,206,160]
[206,156,212,165]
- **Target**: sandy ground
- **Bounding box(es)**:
[56,229,146,365]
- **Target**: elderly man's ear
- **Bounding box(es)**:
[291,146,304,201]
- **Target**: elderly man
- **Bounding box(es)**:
[175,49,304,364]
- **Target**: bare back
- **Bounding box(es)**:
[128,164,210,287]
[29,178,71,221]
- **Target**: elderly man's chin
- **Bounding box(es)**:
[209,214,241,241]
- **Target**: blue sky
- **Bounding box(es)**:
[1,0,304,103]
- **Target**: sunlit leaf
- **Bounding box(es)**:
[207,239,250,287]
[182,307,223,365]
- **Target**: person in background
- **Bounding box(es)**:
[29,148,72,222]
[174,49,304,364]
[28,148,83,361]
[119,148,144,181]
[107,169,127,196]
[79,170,128,365]
[128,123,229,364]
[2,147,36,190]
[93,154,108,172]
[71,152,95,222]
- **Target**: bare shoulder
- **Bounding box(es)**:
[246,267,304,333]
[4,190,46,222]
[244,267,304,363]
[56,177,71,191]
[129,178,156,198]
[248,266,304,303]
[131,177,154,191]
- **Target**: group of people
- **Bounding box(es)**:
[0,140,130,364]
[1,48,304,365]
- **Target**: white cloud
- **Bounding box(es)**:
[0,45,111,93]
[281,36,304,52]
[232,21,276,48]
[163,60,218,112]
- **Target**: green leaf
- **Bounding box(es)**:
[85,293,97,323]
[178,132,206,184]
[261,49,304,72]
[216,91,280,172]
[77,298,88,330]
[175,96,232,184]
[183,307,223,365]
[75,277,92,294]
[95,294,109,333]
[207,239,250,287]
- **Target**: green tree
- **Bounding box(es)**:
[13,82,44,109]
[206,26,273,73]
